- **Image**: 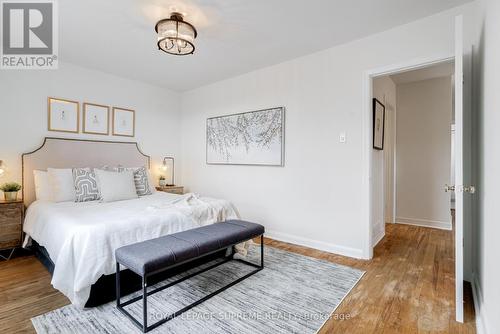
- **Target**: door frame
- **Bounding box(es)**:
[385,88,397,226]
[362,54,454,260]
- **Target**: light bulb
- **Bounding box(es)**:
[160,162,168,172]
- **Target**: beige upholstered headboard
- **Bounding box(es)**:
[22,137,150,206]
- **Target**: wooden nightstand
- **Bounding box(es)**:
[0,199,24,260]
[156,186,184,195]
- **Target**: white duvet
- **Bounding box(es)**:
[23,192,240,308]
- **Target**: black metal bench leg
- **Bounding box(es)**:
[116,262,121,307]
[143,276,148,333]
[260,235,264,268]
[116,234,264,332]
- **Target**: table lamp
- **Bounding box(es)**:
[160,157,174,186]
[0,160,5,177]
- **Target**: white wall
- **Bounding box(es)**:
[180,3,478,259]
[472,0,500,332]
[395,77,453,229]
[0,62,181,190]
[372,76,396,245]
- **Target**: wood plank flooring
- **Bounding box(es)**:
[0,223,475,333]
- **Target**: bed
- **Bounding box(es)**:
[21,138,240,308]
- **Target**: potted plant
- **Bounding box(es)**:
[0,182,21,201]
[159,176,167,187]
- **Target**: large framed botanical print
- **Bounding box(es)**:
[206,107,285,166]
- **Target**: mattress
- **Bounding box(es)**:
[23,192,239,307]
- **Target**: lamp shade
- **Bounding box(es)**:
[155,13,197,56]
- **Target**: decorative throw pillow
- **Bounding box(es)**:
[131,166,152,196]
[147,169,157,194]
[72,168,99,202]
[117,166,153,196]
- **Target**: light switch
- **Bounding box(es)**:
[339,132,346,143]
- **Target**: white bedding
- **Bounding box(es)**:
[23,192,240,307]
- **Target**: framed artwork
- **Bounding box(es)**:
[83,103,109,135]
[48,97,79,133]
[373,98,385,150]
[206,107,285,166]
[112,107,135,137]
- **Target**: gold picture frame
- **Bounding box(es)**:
[112,107,135,137]
[48,97,80,133]
[83,102,110,135]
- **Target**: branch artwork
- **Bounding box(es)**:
[206,107,284,166]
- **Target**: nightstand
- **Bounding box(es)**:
[156,185,184,195]
[0,199,24,260]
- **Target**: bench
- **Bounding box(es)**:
[115,220,265,333]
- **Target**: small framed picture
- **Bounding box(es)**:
[112,107,135,137]
[373,98,385,150]
[48,97,79,133]
[83,103,109,135]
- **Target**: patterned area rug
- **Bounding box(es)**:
[32,245,364,334]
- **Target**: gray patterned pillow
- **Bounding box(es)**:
[73,168,99,202]
[131,166,152,196]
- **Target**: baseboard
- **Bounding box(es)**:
[396,217,452,230]
[265,229,365,259]
[471,273,488,334]
[372,229,385,247]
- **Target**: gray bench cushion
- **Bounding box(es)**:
[115,220,264,275]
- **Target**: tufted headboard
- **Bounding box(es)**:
[22,137,150,206]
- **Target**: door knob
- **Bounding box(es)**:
[464,185,476,194]
[444,184,455,192]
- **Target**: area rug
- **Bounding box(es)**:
[32,245,364,334]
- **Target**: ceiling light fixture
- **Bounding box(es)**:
[155,13,197,56]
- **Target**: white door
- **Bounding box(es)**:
[453,15,473,323]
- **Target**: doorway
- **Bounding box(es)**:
[374,61,455,235]
[364,57,469,325]
[364,17,472,324]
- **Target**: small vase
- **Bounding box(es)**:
[4,191,17,201]
[159,180,167,187]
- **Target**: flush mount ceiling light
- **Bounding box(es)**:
[155,13,197,56]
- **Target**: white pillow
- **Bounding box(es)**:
[33,170,51,201]
[47,168,76,202]
[95,169,138,202]
[113,166,157,195]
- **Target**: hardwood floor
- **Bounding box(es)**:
[0,255,68,333]
[269,223,476,334]
[0,223,475,333]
